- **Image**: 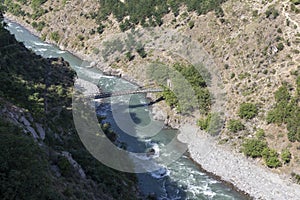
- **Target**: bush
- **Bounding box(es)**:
[136,45,147,58]
[277,42,284,51]
[50,31,60,43]
[238,103,258,119]
[262,148,282,168]
[281,149,292,164]
[197,114,211,130]
[188,20,195,29]
[197,113,223,136]
[291,0,300,5]
[228,119,245,133]
[267,82,300,142]
[97,24,105,34]
[242,139,268,158]
[125,51,134,61]
[57,156,73,177]
[291,172,300,184]
[256,129,265,139]
[265,6,279,19]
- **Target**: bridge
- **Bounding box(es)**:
[88,88,163,99]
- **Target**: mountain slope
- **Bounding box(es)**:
[0,14,138,200]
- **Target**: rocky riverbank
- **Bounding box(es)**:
[5,14,300,200]
[178,123,300,200]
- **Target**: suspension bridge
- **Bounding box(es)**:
[87,88,163,99]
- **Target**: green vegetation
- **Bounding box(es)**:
[291,0,300,5]
[0,21,138,199]
[238,103,258,119]
[0,119,60,199]
[97,23,105,34]
[262,148,282,168]
[242,138,268,158]
[291,2,300,13]
[277,42,284,51]
[266,80,300,142]
[242,136,282,168]
[3,0,46,19]
[50,31,60,43]
[197,112,223,136]
[97,0,227,31]
[125,51,134,61]
[147,62,211,114]
[291,172,300,184]
[265,6,279,19]
[255,128,266,140]
[281,149,292,164]
[4,0,25,16]
[228,119,245,133]
[32,21,46,31]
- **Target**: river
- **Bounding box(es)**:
[5,19,247,200]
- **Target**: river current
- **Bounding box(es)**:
[5,20,246,200]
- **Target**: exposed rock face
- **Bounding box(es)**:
[35,123,46,140]
[1,102,40,140]
[61,151,86,179]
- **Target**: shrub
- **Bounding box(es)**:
[238,103,258,119]
[97,24,105,34]
[277,42,284,51]
[136,45,147,58]
[262,148,282,168]
[256,128,265,139]
[291,0,300,5]
[197,115,210,130]
[188,20,195,29]
[265,6,279,19]
[228,119,245,133]
[57,156,73,177]
[50,31,60,43]
[77,34,84,41]
[291,172,300,184]
[197,113,223,136]
[281,149,292,164]
[242,138,268,158]
[125,51,134,61]
[267,82,300,142]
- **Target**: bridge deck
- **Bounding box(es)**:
[90,88,163,99]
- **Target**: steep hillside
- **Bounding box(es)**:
[0,14,138,200]
[2,0,300,186]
